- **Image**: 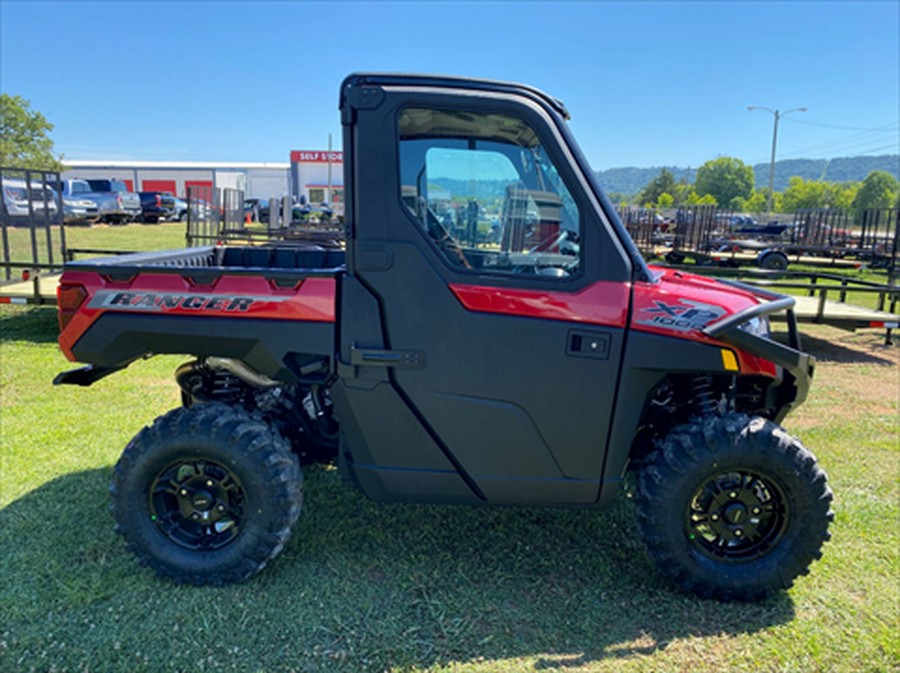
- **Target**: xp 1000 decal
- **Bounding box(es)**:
[636,299,726,332]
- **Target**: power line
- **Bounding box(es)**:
[791,143,900,160]
[778,126,898,158]
[782,118,898,132]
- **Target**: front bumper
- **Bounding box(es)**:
[703,282,814,422]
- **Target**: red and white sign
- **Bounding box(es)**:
[290,150,343,164]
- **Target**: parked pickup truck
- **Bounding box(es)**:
[55,74,833,601]
[59,178,142,223]
[138,190,176,223]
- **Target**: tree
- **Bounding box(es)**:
[824,182,858,212]
[780,177,829,212]
[736,190,773,214]
[672,179,695,205]
[851,170,899,217]
[685,191,717,206]
[638,168,676,207]
[656,192,675,209]
[779,177,859,212]
[605,191,631,207]
[0,94,64,171]
[694,157,754,208]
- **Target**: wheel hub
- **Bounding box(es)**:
[149,460,245,550]
[190,490,214,511]
[723,501,750,525]
[686,469,788,562]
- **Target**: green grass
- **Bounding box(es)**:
[2,222,187,266]
[1,305,897,672]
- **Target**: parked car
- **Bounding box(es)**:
[2,177,60,224]
[59,178,141,224]
[62,196,100,225]
[243,198,269,223]
[138,191,176,223]
[290,201,334,224]
[88,178,143,223]
[187,199,213,221]
[171,197,188,221]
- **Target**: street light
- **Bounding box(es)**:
[747,105,807,214]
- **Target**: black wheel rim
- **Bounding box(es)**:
[149,460,246,551]
[686,469,788,562]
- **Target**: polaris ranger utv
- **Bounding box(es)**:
[55,73,832,601]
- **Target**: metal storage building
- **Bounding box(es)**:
[63,151,345,208]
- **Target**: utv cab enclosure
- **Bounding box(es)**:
[55,73,832,601]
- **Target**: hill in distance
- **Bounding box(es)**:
[595,154,899,197]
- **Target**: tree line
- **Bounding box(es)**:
[612,157,900,218]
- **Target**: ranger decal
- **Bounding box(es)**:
[86,290,289,313]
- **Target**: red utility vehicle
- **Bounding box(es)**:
[56,74,832,601]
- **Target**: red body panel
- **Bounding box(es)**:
[449,281,630,328]
[58,270,336,362]
[633,267,777,376]
[449,267,778,378]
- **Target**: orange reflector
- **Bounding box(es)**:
[58,284,87,312]
[57,284,88,332]
[721,349,739,372]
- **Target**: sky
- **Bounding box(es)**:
[1,0,898,171]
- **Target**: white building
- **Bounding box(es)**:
[63,150,345,209]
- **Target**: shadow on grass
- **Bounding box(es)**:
[799,330,896,365]
[1,464,796,672]
[0,305,59,344]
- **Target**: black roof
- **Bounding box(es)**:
[341,72,570,120]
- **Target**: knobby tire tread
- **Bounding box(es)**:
[110,402,302,586]
[634,412,834,602]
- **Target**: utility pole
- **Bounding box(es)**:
[327,133,333,207]
[747,106,807,215]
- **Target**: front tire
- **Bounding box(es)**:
[110,403,302,585]
[635,413,833,601]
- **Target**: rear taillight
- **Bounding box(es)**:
[156,195,161,207]
[57,284,87,331]
[116,195,123,207]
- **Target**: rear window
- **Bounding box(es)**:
[87,180,127,192]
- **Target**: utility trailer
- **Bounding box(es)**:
[0,167,67,306]
[658,206,899,274]
[54,74,834,601]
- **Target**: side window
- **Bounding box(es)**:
[399,108,581,279]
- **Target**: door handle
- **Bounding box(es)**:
[567,330,611,360]
[350,345,425,369]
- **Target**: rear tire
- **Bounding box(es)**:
[635,413,833,601]
[110,403,302,585]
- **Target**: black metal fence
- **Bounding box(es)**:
[187,188,343,248]
[617,203,898,277]
[0,166,66,283]
[185,186,245,247]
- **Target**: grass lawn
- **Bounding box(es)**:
[2,222,188,266]
[1,304,897,672]
[0,223,898,671]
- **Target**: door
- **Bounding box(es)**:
[337,84,632,505]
